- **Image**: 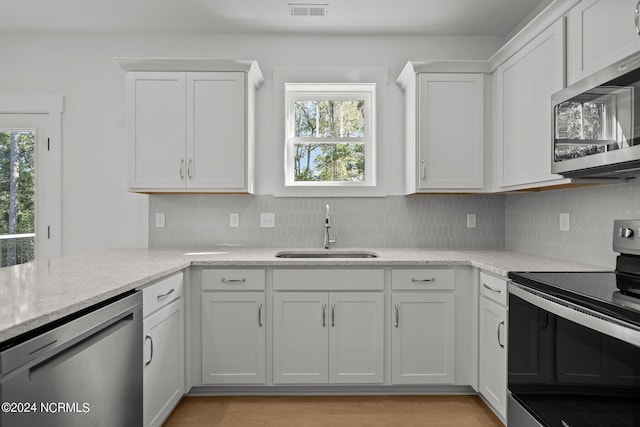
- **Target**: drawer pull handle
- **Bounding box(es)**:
[411,278,436,283]
[483,283,502,294]
[156,288,175,299]
[221,278,246,284]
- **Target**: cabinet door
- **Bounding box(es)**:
[144,298,184,427]
[567,0,640,85]
[127,72,186,189]
[391,292,455,384]
[187,72,246,190]
[273,292,329,384]
[497,18,565,188]
[201,292,266,384]
[329,292,384,383]
[418,73,484,190]
[479,296,507,419]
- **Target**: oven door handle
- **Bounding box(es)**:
[508,281,640,348]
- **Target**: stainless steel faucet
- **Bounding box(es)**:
[324,204,337,249]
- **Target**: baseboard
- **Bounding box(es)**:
[186,385,476,396]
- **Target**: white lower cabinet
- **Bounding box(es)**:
[273,291,384,384]
[201,292,266,384]
[391,292,455,384]
[478,272,507,420]
[142,273,184,427]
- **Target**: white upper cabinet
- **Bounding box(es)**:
[398,63,487,193]
[121,59,263,193]
[187,73,247,190]
[494,18,570,190]
[567,0,640,85]
[128,72,187,190]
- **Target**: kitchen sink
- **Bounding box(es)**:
[275,250,379,259]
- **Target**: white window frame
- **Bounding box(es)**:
[0,96,64,262]
[284,83,376,187]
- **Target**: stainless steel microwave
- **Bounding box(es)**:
[551,52,640,179]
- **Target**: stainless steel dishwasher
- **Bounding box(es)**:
[0,291,143,427]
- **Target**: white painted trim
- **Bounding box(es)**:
[397,61,490,89]
[488,0,581,71]
[0,95,64,260]
[113,58,264,88]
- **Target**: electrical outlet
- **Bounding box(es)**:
[467,213,477,228]
[155,213,165,228]
[260,213,276,228]
[559,213,570,232]
[229,213,240,228]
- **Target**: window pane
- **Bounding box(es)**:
[294,100,365,138]
[0,130,35,267]
[294,143,365,182]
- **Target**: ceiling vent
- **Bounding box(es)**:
[288,3,329,17]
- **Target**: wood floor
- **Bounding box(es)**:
[163,395,504,427]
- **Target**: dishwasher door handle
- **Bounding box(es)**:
[29,311,135,380]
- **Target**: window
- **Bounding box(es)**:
[0,130,35,266]
[0,95,63,267]
[285,83,376,186]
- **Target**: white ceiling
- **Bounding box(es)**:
[0,0,552,36]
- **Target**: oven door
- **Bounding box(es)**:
[508,282,640,427]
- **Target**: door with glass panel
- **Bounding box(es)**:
[0,113,56,266]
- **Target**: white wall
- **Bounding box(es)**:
[0,32,504,256]
[505,180,640,269]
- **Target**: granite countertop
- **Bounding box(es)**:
[0,248,607,343]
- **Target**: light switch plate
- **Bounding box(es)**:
[260,213,276,228]
[230,213,240,228]
[466,213,476,228]
[559,213,570,232]
[155,213,165,228]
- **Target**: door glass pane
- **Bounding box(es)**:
[0,130,35,267]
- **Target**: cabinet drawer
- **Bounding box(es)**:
[391,269,454,291]
[273,269,384,291]
[479,271,507,306]
[202,269,265,291]
[142,272,184,318]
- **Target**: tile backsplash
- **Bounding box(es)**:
[505,180,640,268]
[149,195,505,250]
